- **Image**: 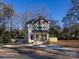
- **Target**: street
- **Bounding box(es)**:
[0,46,79,59]
[0,47,56,59]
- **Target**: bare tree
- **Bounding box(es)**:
[62,0,79,39]
[0,3,14,30]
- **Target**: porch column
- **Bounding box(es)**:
[39,33,41,42]
[33,34,37,45]
[47,33,49,41]
[28,34,31,43]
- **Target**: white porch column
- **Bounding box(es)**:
[39,33,41,41]
[28,24,32,43]
[47,33,49,41]
[33,34,36,45]
[28,34,31,43]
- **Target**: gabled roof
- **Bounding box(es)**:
[27,16,49,24]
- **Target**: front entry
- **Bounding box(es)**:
[32,33,48,45]
[41,34,47,41]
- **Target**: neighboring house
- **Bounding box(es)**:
[27,16,50,44]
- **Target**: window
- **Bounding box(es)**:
[42,21,46,24]
[45,34,47,40]
[43,27,45,30]
[41,34,47,41]
[36,35,39,39]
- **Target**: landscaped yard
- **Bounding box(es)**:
[56,40,79,47]
[0,0,79,59]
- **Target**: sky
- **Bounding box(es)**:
[3,0,71,21]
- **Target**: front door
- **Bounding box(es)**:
[41,34,47,41]
[36,34,39,41]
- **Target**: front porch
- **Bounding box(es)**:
[29,32,49,45]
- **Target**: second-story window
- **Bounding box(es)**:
[43,27,45,29]
[42,21,45,24]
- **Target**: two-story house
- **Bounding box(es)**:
[27,16,50,44]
